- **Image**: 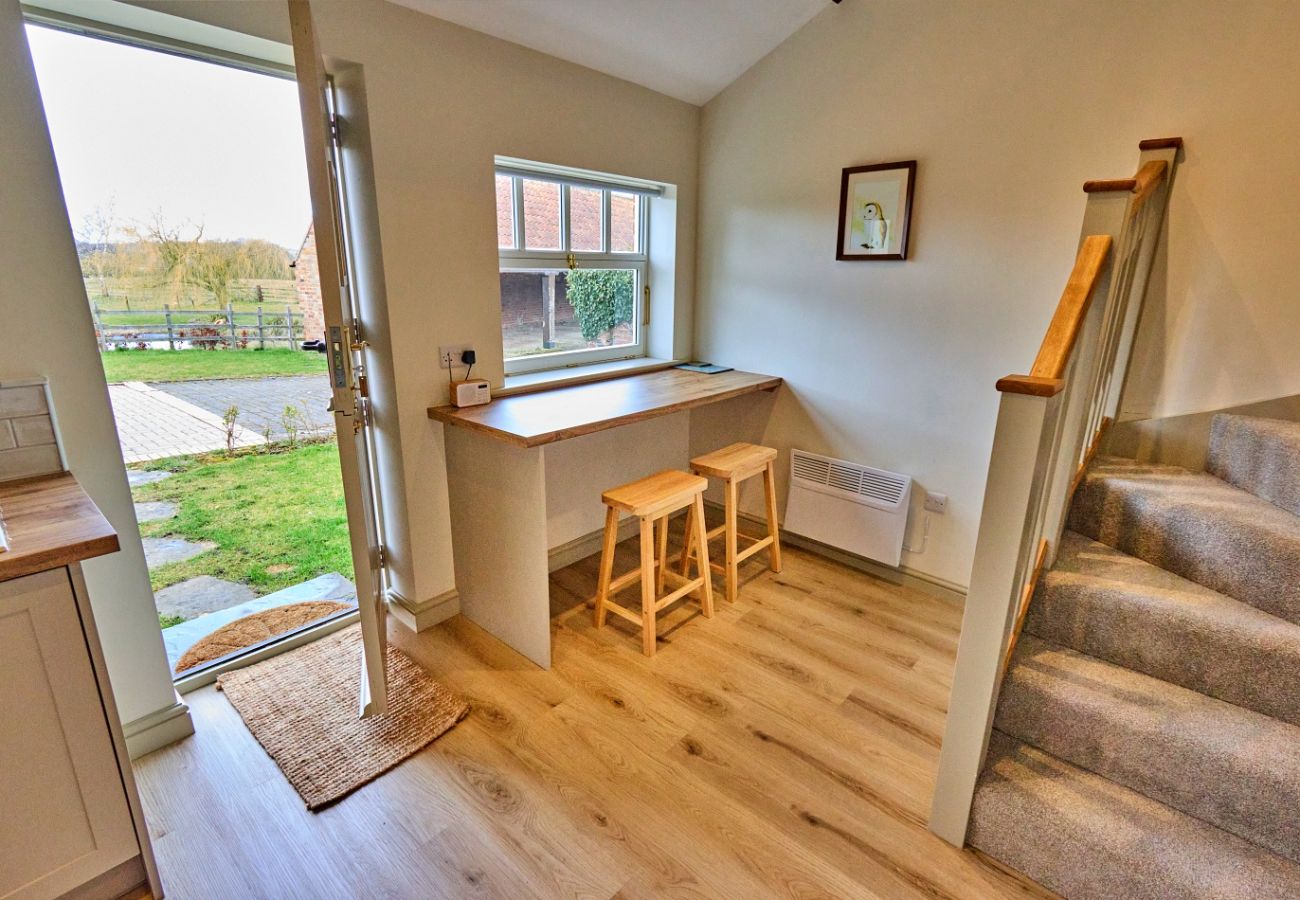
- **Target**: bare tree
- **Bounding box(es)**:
[140,212,204,307]
[77,200,118,304]
[187,242,252,307]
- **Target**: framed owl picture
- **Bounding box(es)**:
[836,160,917,260]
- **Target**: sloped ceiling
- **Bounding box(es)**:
[390,0,829,105]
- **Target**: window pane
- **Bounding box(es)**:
[569,187,603,252]
[521,178,562,250]
[610,191,639,253]
[495,174,515,249]
[500,267,636,359]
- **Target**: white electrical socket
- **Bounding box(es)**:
[438,343,475,369]
[924,491,948,514]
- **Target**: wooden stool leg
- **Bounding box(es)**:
[724,476,739,603]
[656,514,669,596]
[763,460,782,573]
[678,499,696,576]
[594,505,619,627]
[693,492,714,618]
[639,516,657,657]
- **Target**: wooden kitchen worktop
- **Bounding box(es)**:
[0,472,119,582]
[428,368,783,448]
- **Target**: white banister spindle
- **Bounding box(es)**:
[1105,147,1179,421]
[929,139,1181,847]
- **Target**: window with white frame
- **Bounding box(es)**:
[494,159,658,374]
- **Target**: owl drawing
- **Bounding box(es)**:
[860,202,887,250]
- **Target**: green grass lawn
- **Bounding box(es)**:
[133,441,353,598]
[102,348,327,383]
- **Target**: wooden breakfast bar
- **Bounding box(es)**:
[429,368,781,666]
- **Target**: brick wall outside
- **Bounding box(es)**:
[497,176,640,253]
[500,272,575,327]
[294,224,325,343]
[495,175,514,248]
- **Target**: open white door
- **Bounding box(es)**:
[288,0,388,717]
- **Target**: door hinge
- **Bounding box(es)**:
[374,544,389,569]
[349,317,369,350]
[329,113,342,143]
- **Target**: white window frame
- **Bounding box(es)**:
[497,167,653,375]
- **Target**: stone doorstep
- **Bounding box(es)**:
[161,572,357,672]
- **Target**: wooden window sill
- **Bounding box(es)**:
[498,357,681,398]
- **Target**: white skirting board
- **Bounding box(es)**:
[122,694,194,759]
[388,587,460,632]
[714,501,967,605]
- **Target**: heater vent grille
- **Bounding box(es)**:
[789,450,910,510]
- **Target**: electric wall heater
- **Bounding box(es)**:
[784,449,913,567]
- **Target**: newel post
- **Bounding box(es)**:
[930,389,1060,844]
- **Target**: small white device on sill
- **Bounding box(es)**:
[451,379,491,408]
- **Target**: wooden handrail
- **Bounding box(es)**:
[997,234,1113,396]
[1082,178,1136,194]
[1138,136,1184,151]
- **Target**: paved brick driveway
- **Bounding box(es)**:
[110,375,333,463]
[157,375,333,442]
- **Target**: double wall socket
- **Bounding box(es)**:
[924,491,948,514]
[438,343,475,369]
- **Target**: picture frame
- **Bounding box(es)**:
[836,160,917,261]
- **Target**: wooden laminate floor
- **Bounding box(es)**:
[134,530,1053,899]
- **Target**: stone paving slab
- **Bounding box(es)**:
[142,535,215,568]
[161,572,356,671]
[155,575,258,619]
[134,501,177,523]
[128,469,174,487]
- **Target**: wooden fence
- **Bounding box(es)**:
[92,303,307,351]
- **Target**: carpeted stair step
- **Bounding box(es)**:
[969,732,1300,900]
[996,635,1300,864]
[1208,414,1300,516]
[1069,456,1300,625]
[1026,530,1300,727]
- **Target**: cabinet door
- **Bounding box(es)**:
[0,569,138,900]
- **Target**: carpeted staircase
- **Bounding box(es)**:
[968,414,1300,899]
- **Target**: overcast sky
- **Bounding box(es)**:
[26,24,312,251]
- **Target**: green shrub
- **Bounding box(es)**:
[566,269,634,343]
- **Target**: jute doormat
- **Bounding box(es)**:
[217,625,469,810]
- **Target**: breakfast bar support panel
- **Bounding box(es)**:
[445,427,551,667]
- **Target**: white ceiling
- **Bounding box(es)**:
[391,0,829,105]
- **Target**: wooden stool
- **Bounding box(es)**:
[594,470,714,656]
[680,443,782,603]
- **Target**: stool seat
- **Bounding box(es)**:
[689,442,778,479]
[594,469,714,656]
[602,470,709,517]
[683,443,782,603]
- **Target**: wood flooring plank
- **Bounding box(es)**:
[132,539,1056,899]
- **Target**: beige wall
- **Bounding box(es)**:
[133,0,701,607]
[695,0,1300,589]
[0,0,178,726]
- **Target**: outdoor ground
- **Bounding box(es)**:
[503,320,636,359]
[134,440,352,596]
[97,346,349,663]
[102,348,326,382]
[108,373,332,463]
